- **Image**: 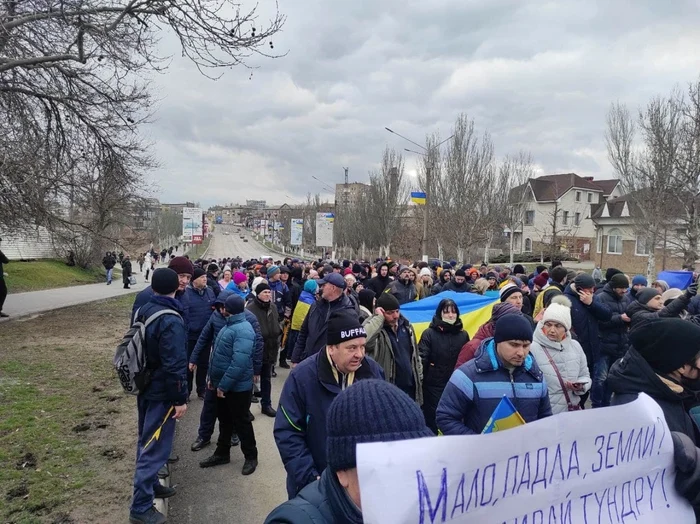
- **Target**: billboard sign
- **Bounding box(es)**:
[182,207,202,244]
[290,218,303,246]
[315,212,334,247]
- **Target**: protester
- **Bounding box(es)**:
[205,263,221,297]
[417,267,433,299]
[102,251,116,285]
[418,299,470,433]
[274,310,383,498]
[529,302,591,414]
[185,267,217,398]
[285,280,317,365]
[0,238,8,318]
[266,380,432,523]
[472,277,489,295]
[626,284,696,330]
[442,268,472,293]
[227,271,250,299]
[122,254,133,289]
[363,293,423,404]
[385,265,417,304]
[128,268,187,524]
[132,256,193,324]
[652,279,670,293]
[533,266,568,317]
[357,289,375,322]
[365,261,391,297]
[437,315,551,435]
[246,282,281,417]
[218,268,233,290]
[431,269,452,295]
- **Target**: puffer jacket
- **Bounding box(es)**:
[208,312,256,393]
[596,283,632,359]
[529,322,591,414]
[246,296,281,364]
[436,338,552,435]
[626,293,691,331]
[185,285,216,339]
[418,315,470,432]
[385,279,417,305]
[363,313,423,406]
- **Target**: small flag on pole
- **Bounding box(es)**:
[482,395,526,434]
[411,191,426,205]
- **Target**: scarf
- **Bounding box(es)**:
[326,347,355,390]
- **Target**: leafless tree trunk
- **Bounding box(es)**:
[499,151,535,265]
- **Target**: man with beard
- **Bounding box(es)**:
[384,265,417,305]
[441,268,472,293]
[365,261,392,297]
[431,269,452,295]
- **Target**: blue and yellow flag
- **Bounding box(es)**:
[400,290,498,341]
[482,395,526,434]
[410,191,426,205]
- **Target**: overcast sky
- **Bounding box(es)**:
[144,0,700,209]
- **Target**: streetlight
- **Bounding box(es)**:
[385,127,453,262]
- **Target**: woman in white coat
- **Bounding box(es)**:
[530,298,591,414]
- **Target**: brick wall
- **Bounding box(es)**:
[593,237,685,274]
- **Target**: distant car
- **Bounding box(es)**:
[243,239,248,242]
[224,231,230,235]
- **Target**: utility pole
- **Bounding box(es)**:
[422,167,430,263]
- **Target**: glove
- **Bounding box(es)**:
[686,283,698,298]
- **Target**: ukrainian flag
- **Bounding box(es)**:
[400,290,498,341]
[410,191,426,205]
[482,395,526,434]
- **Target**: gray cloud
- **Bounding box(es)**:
[144,0,700,207]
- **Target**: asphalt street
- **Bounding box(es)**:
[168,227,289,524]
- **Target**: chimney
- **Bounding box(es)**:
[584,176,594,181]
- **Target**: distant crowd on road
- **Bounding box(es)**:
[102,245,181,290]
[120,249,700,523]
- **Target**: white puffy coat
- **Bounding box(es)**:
[529,321,591,414]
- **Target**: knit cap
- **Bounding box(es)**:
[233,271,247,285]
[168,256,194,276]
[224,295,245,315]
[491,302,523,322]
[542,303,572,331]
[632,275,648,287]
[637,287,661,306]
[251,276,265,295]
[499,283,522,302]
[606,268,623,282]
[193,267,206,280]
[207,263,219,273]
[494,315,533,344]
[352,263,363,274]
[327,310,366,346]
[573,273,595,290]
[151,268,179,295]
[304,280,318,294]
[454,268,466,278]
[653,280,670,292]
[533,273,549,289]
[630,318,700,373]
[326,379,433,472]
[419,267,432,277]
[255,281,271,295]
[343,267,353,276]
[610,273,630,289]
[376,292,400,312]
[267,265,280,278]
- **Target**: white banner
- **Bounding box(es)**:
[315,212,334,247]
[290,218,303,246]
[182,207,202,243]
[357,394,693,524]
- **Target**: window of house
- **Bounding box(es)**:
[587,192,593,203]
[575,191,581,202]
[524,210,534,225]
[524,238,532,252]
[607,228,623,254]
[575,212,581,226]
[562,211,569,225]
[635,235,652,256]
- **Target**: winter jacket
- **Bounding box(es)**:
[358,305,372,323]
[384,279,417,305]
[206,273,221,298]
[436,338,552,435]
[208,312,256,393]
[626,294,691,331]
[291,294,357,363]
[265,468,363,524]
[671,432,700,518]
[688,295,700,316]
[363,314,423,406]
[609,347,697,444]
[365,274,392,298]
[455,322,494,369]
[419,316,470,432]
[226,283,250,300]
[270,279,291,318]
[191,309,263,375]
[431,271,451,295]
[274,349,384,498]
[122,259,132,283]
[291,291,315,331]
[246,297,282,364]
[529,322,591,414]
[564,285,612,365]
[0,248,7,278]
[595,283,632,359]
[137,295,188,405]
[102,255,116,270]
[185,285,216,340]
[441,280,472,293]
[132,287,190,329]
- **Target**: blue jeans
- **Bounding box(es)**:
[131,397,176,514]
[198,387,218,441]
[591,355,612,408]
[106,268,113,283]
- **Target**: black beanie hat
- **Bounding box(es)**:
[454,268,466,278]
[573,273,595,290]
[224,295,245,315]
[606,268,623,282]
[513,264,526,275]
[352,263,363,274]
[550,266,569,284]
[193,267,207,280]
[326,379,433,472]
[630,318,700,373]
[376,292,400,311]
[637,287,661,306]
[151,268,179,295]
[610,273,630,289]
[255,281,271,295]
[207,263,219,273]
[494,315,533,344]
[327,310,366,346]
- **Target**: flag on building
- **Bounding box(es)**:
[482,395,526,434]
[410,191,426,205]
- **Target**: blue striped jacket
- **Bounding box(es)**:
[436,338,552,435]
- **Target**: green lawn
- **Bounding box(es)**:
[5,259,106,293]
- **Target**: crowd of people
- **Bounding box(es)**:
[125,250,700,523]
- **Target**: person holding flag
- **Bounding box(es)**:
[436,315,551,435]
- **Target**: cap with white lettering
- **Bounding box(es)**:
[327,310,366,346]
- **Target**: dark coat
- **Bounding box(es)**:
[264,469,363,524]
[138,295,188,405]
[274,350,384,498]
[185,285,216,340]
[132,287,190,330]
[121,259,132,283]
[270,279,291,318]
[671,432,700,517]
[291,294,357,363]
[206,273,221,297]
[385,279,417,304]
[609,348,697,445]
[419,316,470,432]
[208,312,256,393]
[246,297,282,364]
[596,283,632,359]
[102,254,116,270]
[441,280,472,293]
[626,294,690,331]
[436,337,552,435]
[564,285,612,365]
[365,274,391,298]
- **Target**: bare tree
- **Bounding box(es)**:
[500,152,536,264]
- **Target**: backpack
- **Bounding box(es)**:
[114,308,182,395]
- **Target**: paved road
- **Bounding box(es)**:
[168,227,289,524]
